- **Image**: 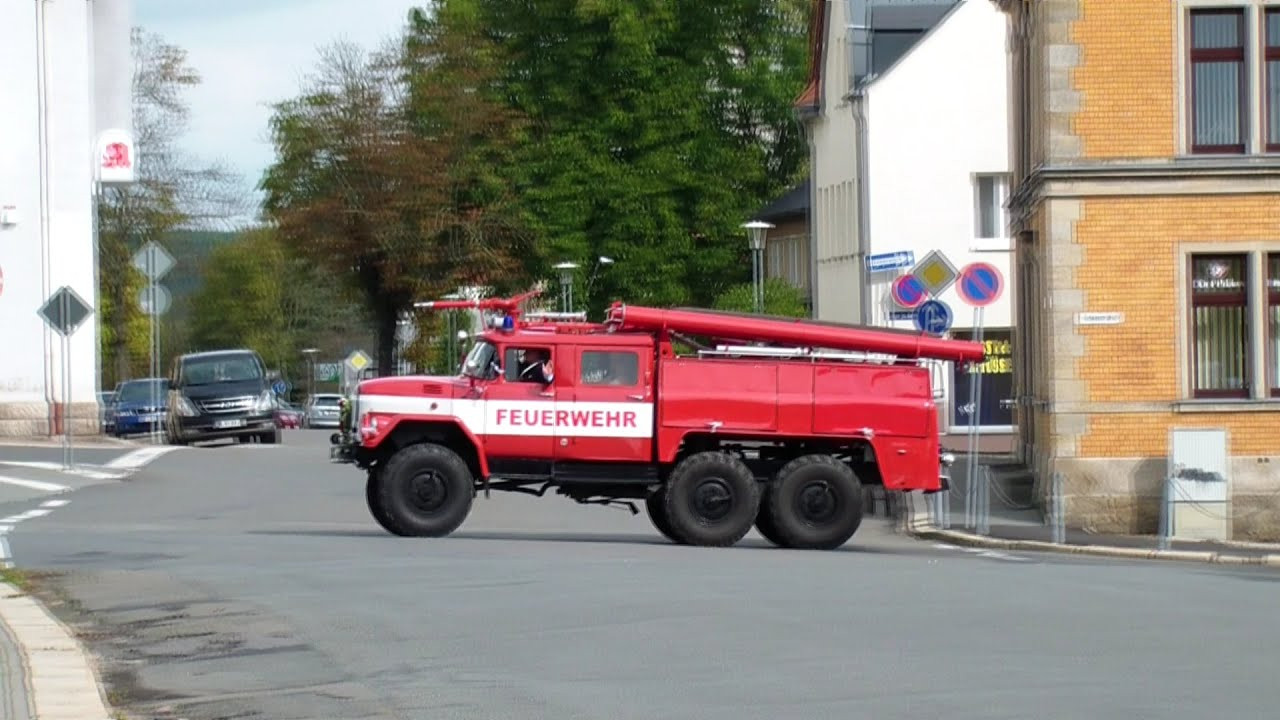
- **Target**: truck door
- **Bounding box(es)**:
[478,343,558,463]
[555,345,654,463]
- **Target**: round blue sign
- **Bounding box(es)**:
[913,299,953,336]
[272,379,289,396]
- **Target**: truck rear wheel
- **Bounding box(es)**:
[663,451,760,547]
[765,454,863,550]
[374,443,474,537]
[753,488,786,547]
[645,488,681,543]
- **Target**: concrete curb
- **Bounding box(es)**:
[0,581,113,720]
[910,527,1280,568]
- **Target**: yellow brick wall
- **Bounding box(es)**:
[1083,413,1278,457]
[1073,196,1280,459]
[1071,0,1176,159]
[1075,196,1280,403]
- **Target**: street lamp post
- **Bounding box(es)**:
[553,262,579,313]
[301,348,319,401]
[742,221,774,314]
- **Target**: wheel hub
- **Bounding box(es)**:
[692,477,733,522]
[408,470,448,513]
[796,481,838,524]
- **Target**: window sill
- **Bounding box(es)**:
[970,238,1012,253]
[1173,400,1280,414]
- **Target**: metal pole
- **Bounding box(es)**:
[62,289,72,468]
[1157,474,1170,551]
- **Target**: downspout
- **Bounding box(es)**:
[36,0,55,432]
[851,88,871,326]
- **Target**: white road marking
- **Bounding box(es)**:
[41,499,69,508]
[0,460,129,480]
[0,475,69,493]
[104,445,180,469]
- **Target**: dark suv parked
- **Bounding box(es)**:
[164,349,281,445]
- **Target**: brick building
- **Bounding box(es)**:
[992,0,1280,539]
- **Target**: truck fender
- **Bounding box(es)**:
[367,415,490,478]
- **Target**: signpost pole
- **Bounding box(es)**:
[965,306,985,529]
[62,291,73,470]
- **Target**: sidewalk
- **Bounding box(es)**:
[0,575,114,720]
[897,457,1280,568]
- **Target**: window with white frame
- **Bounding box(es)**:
[973,173,1009,241]
[1187,250,1280,399]
[1184,4,1280,154]
[1269,252,1280,396]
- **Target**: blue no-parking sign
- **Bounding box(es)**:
[956,262,1004,308]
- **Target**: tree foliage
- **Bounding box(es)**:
[97,28,249,386]
[445,0,812,313]
[712,277,809,318]
[261,8,532,375]
[187,227,366,382]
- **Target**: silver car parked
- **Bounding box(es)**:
[304,393,344,429]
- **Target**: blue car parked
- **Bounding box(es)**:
[109,377,169,437]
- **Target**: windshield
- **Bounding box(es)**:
[461,340,496,379]
[116,379,167,403]
[182,354,264,385]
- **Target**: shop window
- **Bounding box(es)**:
[1190,255,1250,398]
[950,328,1014,428]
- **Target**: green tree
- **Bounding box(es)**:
[187,228,286,362]
[262,11,532,376]
[712,277,809,318]
[443,0,811,313]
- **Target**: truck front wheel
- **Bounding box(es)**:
[766,454,863,550]
[663,451,760,547]
[365,470,397,534]
[373,443,475,537]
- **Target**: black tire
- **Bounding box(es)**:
[365,470,397,534]
[663,451,760,547]
[766,454,863,550]
[753,484,786,547]
[645,488,681,543]
[374,443,475,537]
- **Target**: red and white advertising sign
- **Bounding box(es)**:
[97,129,136,184]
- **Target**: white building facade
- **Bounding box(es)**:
[796,0,863,324]
[861,0,1014,433]
[0,0,134,436]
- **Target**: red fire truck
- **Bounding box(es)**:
[330,291,983,550]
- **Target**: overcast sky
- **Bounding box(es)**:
[135,0,417,215]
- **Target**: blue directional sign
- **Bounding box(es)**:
[272,379,289,396]
[867,250,916,273]
[956,262,1005,308]
[913,299,953,336]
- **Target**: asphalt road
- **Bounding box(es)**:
[5,431,1280,719]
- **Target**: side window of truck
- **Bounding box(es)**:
[503,346,555,384]
[580,351,639,386]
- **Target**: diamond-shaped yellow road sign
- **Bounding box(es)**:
[345,350,372,373]
[910,249,959,297]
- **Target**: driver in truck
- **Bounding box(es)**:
[518,348,555,384]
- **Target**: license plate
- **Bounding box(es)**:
[214,419,245,429]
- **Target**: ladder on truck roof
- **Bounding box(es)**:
[697,344,901,364]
